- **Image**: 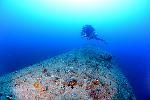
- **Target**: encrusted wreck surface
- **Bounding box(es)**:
[0,46,136,100]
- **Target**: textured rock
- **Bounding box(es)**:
[0,46,136,100]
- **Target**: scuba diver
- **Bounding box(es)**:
[81,25,106,43]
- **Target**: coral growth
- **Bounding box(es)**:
[33,81,42,90]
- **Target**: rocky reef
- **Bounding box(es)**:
[0,46,136,100]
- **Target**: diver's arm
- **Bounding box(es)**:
[81,32,87,37]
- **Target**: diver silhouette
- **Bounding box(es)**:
[81,25,106,43]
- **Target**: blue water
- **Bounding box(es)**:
[0,0,150,100]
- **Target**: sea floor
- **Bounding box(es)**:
[0,46,136,100]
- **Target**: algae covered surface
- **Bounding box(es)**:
[0,46,136,100]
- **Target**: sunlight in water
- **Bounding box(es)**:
[1,0,149,26]
[2,0,147,18]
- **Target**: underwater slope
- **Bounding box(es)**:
[0,46,135,100]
